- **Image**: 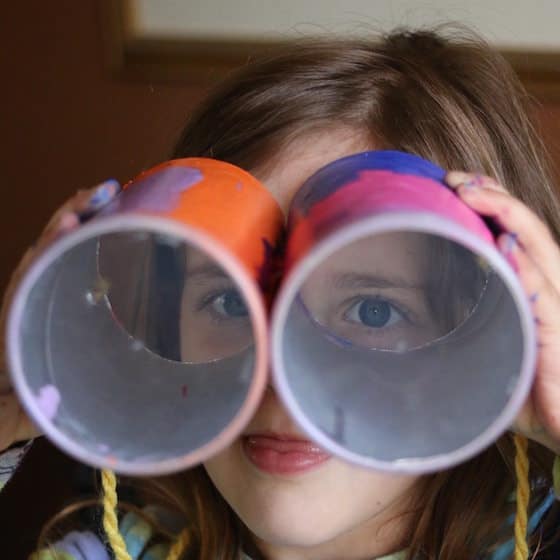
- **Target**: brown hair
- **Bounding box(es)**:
[169,26,560,559]
[41,26,560,559]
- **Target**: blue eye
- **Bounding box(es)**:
[210,289,248,318]
[345,297,403,328]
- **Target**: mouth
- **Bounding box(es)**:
[242,431,331,475]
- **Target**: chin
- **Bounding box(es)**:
[243,507,343,548]
[235,482,359,547]
[205,460,343,547]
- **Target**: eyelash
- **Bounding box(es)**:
[341,295,413,328]
[196,287,248,323]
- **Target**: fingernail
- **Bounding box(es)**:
[446,171,470,188]
[87,179,121,210]
[498,232,518,255]
[445,171,484,188]
[447,172,482,196]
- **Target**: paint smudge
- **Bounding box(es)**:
[36,384,61,421]
[181,385,189,398]
[100,166,204,215]
[529,293,539,304]
[85,276,111,305]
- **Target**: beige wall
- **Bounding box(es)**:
[133,0,560,49]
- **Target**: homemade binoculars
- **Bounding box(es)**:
[6,151,536,475]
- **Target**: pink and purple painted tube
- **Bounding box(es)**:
[271,150,536,473]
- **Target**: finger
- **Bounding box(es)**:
[1,179,121,320]
[35,212,80,254]
[447,173,560,289]
[497,232,560,335]
[498,233,560,440]
[446,171,507,193]
[72,178,121,221]
[0,179,121,374]
[41,178,120,238]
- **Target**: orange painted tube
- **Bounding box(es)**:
[7,158,284,476]
[105,158,284,283]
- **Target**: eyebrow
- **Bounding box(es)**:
[331,272,426,291]
[186,263,231,280]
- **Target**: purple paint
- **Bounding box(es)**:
[36,384,61,420]
[529,293,539,304]
[287,150,498,268]
[100,166,203,216]
[287,168,494,267]
[289,150,447,219]
[316,170,493,242]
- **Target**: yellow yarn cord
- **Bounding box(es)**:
[101,469,133,560]
[513,433,530,560]
[166,527,191,560]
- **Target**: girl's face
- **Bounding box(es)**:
[203,129,421,560]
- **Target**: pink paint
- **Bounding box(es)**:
[36,384,61,420]
[288,170,494,266]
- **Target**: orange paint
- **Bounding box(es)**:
[125,158,284,280]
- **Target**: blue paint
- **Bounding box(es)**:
[88,179,121,209]
[290,150,446,217]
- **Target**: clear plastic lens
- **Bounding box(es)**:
[297,232,489,352]
[97,232,254,362]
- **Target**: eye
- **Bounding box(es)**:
[209,289,248,318]
[344,297,404,328]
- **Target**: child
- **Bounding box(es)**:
[1,26,560,560]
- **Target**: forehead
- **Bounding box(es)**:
[254,128,372,215]
[307,232,430,283]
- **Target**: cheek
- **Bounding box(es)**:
[204,445,420,547]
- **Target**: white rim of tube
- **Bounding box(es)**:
[270,211,536,474]
[7,214,269,476]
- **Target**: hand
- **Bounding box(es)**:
[0,179,120,452]
[446,171,560,454]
